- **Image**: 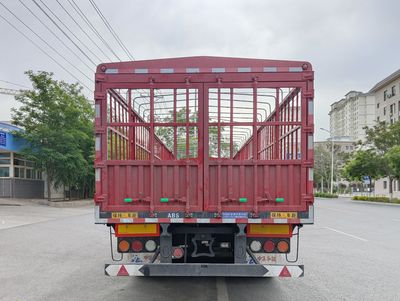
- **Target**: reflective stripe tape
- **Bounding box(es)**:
[263,67,277,72]
[105,68,118,74]
[95,169,101,182]
[196,218,211,223]
[134,69,148,74]
[237,67,251,72]
[212,67,225,73]
[120,218,134,223]
[308,99,314,114]
[273,218,288,224]
[95,135,101,151]
[308,134,314,150]
[95,104,100,118]
[289,67,303,72]
[186,68,199,73]
[170,218,184,223]
[145,218,159,223]
[309,168,314,181]
[247,218,262,223]
[160,68,174,73]
[222,218,236,223]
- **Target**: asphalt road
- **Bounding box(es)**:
[1,197,400,301]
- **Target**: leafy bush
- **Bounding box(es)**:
[315,192,339,198]
[352,196,400,204]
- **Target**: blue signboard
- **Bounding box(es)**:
[0,131,6,147]
[221,212,248,218]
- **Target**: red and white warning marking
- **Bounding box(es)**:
[105,263,304,277]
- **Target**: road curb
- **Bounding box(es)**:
[349,200,400,206]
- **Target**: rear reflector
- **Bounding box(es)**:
[247,224,291,237]
[173,247,184,259]
[116,224,159,237]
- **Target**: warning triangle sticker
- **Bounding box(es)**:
[117,265,129,276]
[279,266,291,277]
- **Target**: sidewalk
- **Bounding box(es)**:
[0,198,93,208]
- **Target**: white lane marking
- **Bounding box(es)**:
[324,227,368,242]
[216,277,229,301]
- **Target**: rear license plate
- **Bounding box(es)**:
[270,212,298,219]
[111,212,138,219]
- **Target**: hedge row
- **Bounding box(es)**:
[352,196,400,204]
[314,192,339,198]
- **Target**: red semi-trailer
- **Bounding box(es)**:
[94,56,314,277]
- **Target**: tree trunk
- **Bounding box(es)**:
[47,174,52,202]
[69,185,72,201]
[389,177,393,200]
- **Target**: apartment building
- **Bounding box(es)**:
[369,69,400,198]
[329,91,376,142]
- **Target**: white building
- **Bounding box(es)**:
[369,69,400,198]
[329,91,376,142]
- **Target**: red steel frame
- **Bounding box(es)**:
[94,56,314,217]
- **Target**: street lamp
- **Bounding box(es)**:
[320,128,334,194]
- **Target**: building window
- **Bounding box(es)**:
[384,107,386,116]
[384,90,387,101]
[0,167,10,177]
[377,103,379,109]
[383,180,387,189]
[392,85,396,96]
[377,116,380,122]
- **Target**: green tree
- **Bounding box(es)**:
[343,121,400,199]
[314,143,349,192]
[343,150,382,181]
[155,108,237,159]
[12,71,94,201]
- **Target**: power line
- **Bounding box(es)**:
[55,0,112,62]
[88,0,135,61]
[0,80,30,89]
[67,0,122,62]
[31,0,100,65]
[0,87,25,96]
[0,13,92,92]
[18,0,94,71]
[0,2,93,83]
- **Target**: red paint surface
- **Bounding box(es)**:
[94,57,314,217]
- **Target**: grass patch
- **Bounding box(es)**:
[314,192,339,198]
[352,196,400,204]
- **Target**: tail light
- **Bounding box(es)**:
[250,240,262,252]
[277,240,289,253]
[263,240,275,253]
[172,247,184,259]
[118,240,130,252]
[132,240,143,252]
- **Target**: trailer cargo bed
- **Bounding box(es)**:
[94,56,314,224]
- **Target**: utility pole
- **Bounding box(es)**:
[321,128,334,194]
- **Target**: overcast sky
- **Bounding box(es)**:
[1,0,399,140]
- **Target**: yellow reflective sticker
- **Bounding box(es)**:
[270,212,298,219]
[117,224,158,235]
[248,224,290,235]
[111,212,138,219]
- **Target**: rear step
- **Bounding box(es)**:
[105,263,304,277]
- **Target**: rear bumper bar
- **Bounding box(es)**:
[105,263,304,277]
